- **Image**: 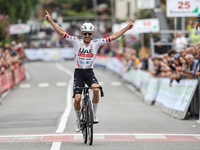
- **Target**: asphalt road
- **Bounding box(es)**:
[0,61,199,150]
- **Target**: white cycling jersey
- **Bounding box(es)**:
[63,32,111,69]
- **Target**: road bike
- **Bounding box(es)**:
[73,85,104,145]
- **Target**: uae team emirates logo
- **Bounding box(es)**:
[78,48,94,57]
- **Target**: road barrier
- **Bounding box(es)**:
[94,56,200,120]
[24,48,74,61]
[0,64,26,95]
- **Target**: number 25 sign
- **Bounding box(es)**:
[167,0,200,17]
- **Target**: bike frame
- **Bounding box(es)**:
[73,85,104,145]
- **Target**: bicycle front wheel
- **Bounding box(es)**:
[82,104,87,144]
[86,100,93,145]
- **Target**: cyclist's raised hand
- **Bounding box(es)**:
[45,10,52,23]
[126,19,135,30]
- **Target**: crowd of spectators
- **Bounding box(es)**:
[149,43,200,87]
[0,42,27,75]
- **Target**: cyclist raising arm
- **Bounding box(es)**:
[45,10,134,41]
[45,10,135,132]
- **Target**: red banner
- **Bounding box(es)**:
[0,64,26,94]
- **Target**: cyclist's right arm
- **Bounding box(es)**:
[45,10,65,37]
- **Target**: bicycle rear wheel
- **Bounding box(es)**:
[86,100,93,145]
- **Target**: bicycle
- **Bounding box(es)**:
[73,85,104,145]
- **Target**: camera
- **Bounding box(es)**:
[168,60,173,65]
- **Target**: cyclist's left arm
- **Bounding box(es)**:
[110,19,135,41]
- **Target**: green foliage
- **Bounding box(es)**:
[0,14,10,42]
[0,0,40,23]
[54,0,111,14]
[62,9,94,17]
[134,9,151,20]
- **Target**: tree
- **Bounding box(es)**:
[0,14,10,42]
[0,0,40,23]
[54,0,111,13]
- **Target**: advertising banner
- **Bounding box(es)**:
[5,71,14,89]
[9,24,31,35]
[14,67,21,84]
[113,18,160,35]
[106,57,124,76]
[95,55,108,68]
[144,78,159,101]
[24,49,44,61]
[0,76,3,94]
[167,0,200,17]
[43,49,61,61]
[156,78,198,111]
[24,48,74,61]
[60,48,74,59]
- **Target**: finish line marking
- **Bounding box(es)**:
[0,133,200,138]
[0,133,199,142]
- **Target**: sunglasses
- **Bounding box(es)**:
[82,32,93,36]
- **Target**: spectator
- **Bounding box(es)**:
[57,14,63,27]
[180,51,186,58]
[185,54,198,78]
[190,21,200,43]
[150,57,162,77]
[196,47,200,58]
[193,21,200,36]
[51,10,58,22]
[189,45,197,56]
[185,47,191,55]
[174,32,188,52]
[167,49,177,57]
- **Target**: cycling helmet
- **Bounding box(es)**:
[81,22,94,32]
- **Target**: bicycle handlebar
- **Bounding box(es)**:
[73,86,104,98]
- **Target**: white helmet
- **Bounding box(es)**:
[81,22,94,32]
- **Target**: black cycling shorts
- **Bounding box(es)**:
[73,69,99,95]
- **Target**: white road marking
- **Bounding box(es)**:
[74,135,105,140]
[56,82,67,87]
[196,120,200,124]
[135,135,167,139]
[25,69,31,81]
[19,84,31,88]
[50,64,73,150]
[55,63,73,77]
[12,136,43,141]
[38,83,50,87]
[1,90,11,99]
[55,79,72,133]
[111,82,122,86]
[0,133,200,138]
[194,136,200,140]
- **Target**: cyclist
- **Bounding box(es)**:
[45,10,135,132]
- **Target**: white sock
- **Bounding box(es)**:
[93,103,98,115]
[75,110,81,121]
